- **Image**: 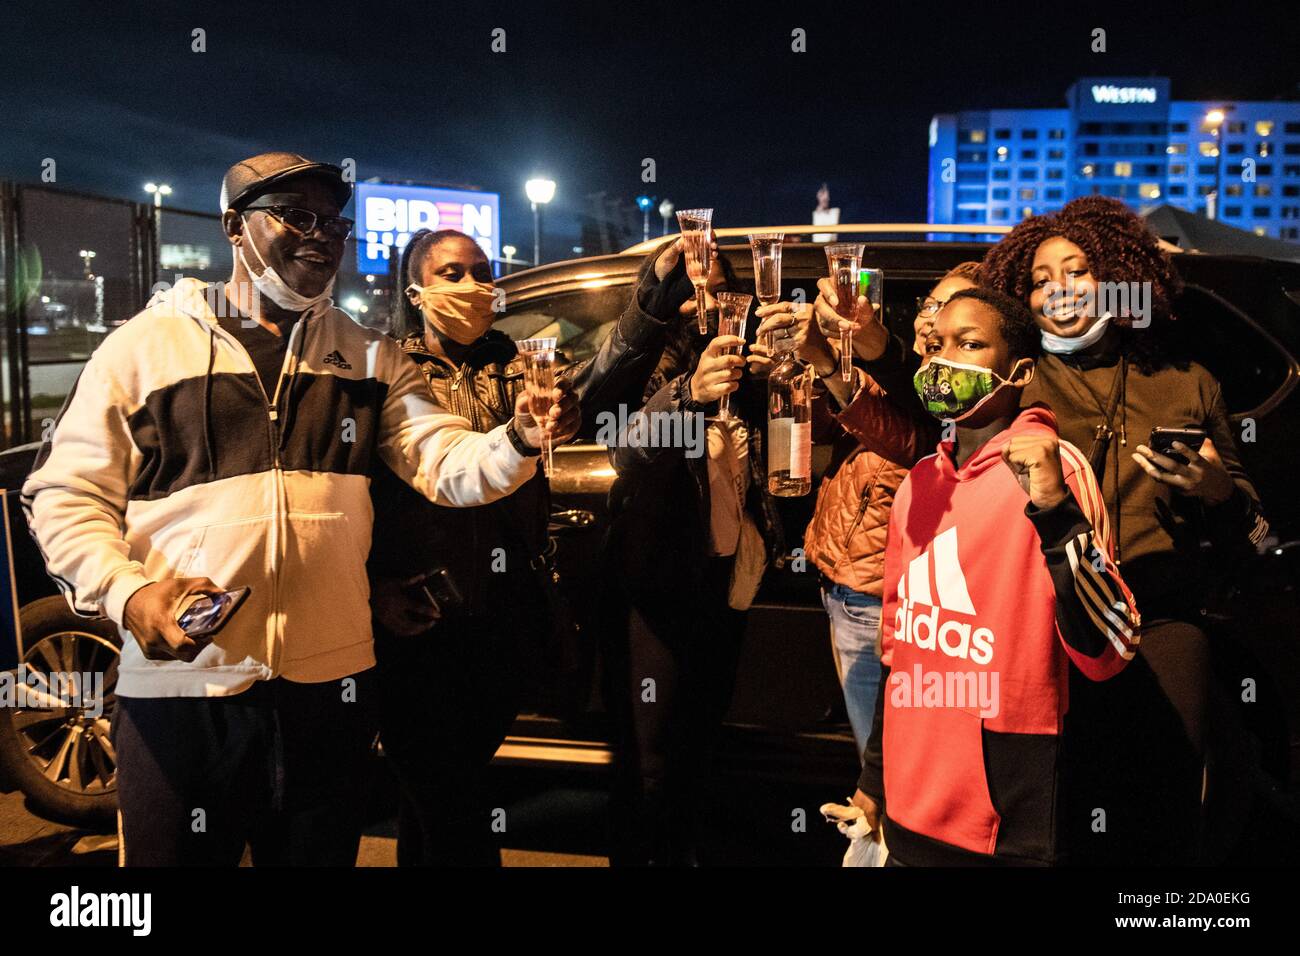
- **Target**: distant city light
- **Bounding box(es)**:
[525,178,556,205]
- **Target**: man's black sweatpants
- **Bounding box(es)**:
[111,670,379,866]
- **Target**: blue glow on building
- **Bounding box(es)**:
[928,77,1300,242]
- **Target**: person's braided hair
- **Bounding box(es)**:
[942,260,983,283]
[978,196,1184,373]
[388,228,468,337]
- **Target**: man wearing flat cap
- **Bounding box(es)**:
[22,152,580,865]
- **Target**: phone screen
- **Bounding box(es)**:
[178,594,230,633]
[177,587,250,637]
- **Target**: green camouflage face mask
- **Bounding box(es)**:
[913,357,1023,422]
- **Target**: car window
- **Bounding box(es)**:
[1163,283,1292,417]
[496,285,631,364]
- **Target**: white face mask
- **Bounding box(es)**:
[238,216,335,313]
[1041,313,1112,354]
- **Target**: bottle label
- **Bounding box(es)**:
[790,421,811,479]
[769,417,790,474]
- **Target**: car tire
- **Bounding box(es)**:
[0,596,120,827]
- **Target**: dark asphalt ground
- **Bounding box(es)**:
[0,757,853,867]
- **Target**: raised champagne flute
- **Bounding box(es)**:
[748,232,783,349]
[676,208,714,335]
[825,243,865,382]
[714,292,752,422]
[517,337,558,478]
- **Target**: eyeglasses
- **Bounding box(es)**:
[243,204,354,240]
[915,296,950,318]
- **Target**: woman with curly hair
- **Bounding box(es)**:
[816,196,1266,865]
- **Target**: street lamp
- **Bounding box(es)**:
[525,178,556,266]
[501,244,518,276]
[78,249,96,279]
[658,199,674,236]
[636,195,654,243]
[143,182,172,208]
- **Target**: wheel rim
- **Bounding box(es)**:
[12,629,119,795]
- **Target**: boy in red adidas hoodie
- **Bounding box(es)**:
[851,287,1140,866]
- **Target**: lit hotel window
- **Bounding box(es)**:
[1170,164,1187,176]
[1256,120,1274,137]
[1254,227,1267,237]
[1139,183,1161,200]
[1166,143,1187,155]
[1255,184,1272,197]
[1225,184,1244,196]
[1258,142,1271,157]
[1021,207,1034,220]
[968,129,987,143]
[1019,188,1036,201]
[996,146,1008,160]
[1081,164,1095,178]
[1198,141,1219,157]
[1114,162,1133,177]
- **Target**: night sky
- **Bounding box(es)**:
[2,0,1298,260]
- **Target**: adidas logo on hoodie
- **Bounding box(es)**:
[892,527,995,666]
[323,349,351,369]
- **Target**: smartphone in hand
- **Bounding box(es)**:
[177,587,252,640]
[1149,426,1208,467]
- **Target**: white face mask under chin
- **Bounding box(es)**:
[1041,313,1112,355]
[238,220,335,314]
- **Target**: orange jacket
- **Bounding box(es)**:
[803,376,911,596]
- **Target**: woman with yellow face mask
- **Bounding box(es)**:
[368,227,701,865]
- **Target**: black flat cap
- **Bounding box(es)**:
[219,151,352,212]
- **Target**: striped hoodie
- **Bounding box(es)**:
[22,278,539,698]
[858,404,1140,865]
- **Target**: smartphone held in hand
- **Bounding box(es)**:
[177,587,252,640]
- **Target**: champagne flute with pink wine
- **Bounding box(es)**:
[517,337,558,478]
[825,243,865,382]
[676,208,714,335]
[748,232,783,349]
[714,292,752,422]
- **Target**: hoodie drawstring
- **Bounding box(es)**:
[203,328,217,482]
[277,318,310,450]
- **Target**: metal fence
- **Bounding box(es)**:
[0,182,398,450]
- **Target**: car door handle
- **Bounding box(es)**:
[550,509,597,529]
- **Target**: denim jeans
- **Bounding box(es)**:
[821,583,883,760]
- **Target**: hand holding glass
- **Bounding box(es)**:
[714,292,752,421]
[824,243,865,382]
[518,337,558,477]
